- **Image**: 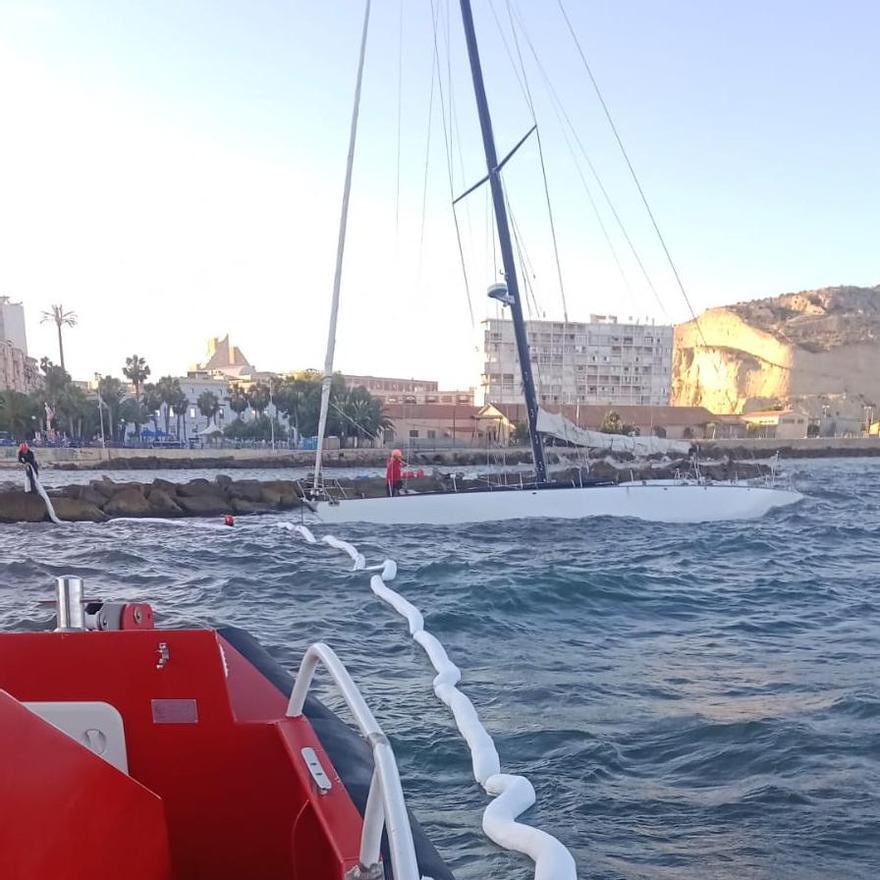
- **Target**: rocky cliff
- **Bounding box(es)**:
[673,284,880,414]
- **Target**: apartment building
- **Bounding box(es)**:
[481,315,673,407]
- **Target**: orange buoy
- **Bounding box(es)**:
[223,514,235,527]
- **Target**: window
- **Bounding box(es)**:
[427,429,436,439]
[409,430,419,439]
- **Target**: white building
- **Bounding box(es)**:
[0,296,28,355]
[481,315,673,407]
[0,296,38,393]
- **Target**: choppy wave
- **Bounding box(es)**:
[1,458,878,879]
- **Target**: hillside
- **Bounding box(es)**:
[672,283,880,416]
[727,284,880,353]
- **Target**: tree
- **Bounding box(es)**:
[223,414,288,442]
[0,390,38,439]
[197,391,220,426]
[275,377,310,441]
[227,383,249,420]
[96,376,126,442]
[599,410,625,434]
[172,392,190,441]
[119,398,149,440]
[142,383,162,434]
[156,376,182,435]
[511,420,530,446]
[246,382,270,418]
[122,354,151,400]
[40,305,77,373]
[335,385,390,447]
[38,357,71,408]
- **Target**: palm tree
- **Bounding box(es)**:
[96,375,126,442]
[122,355,151,400]
[197,391,220,426]
[227,383,249,421]
[337,386,391,447]
[156,376,182,435]
[40,305,77,373]
[172,392,190,441]
[142,383,162,434]
[246,382,270,418]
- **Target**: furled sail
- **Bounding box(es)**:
[536,408,693,456]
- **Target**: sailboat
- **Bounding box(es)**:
[310,0,803,526]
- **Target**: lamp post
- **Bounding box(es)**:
[94,374,105,448]
[270,386,276,451]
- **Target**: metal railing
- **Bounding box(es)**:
[286,643,421,880]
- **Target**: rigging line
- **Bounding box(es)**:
[511,2,670,321]
[491,0,632,310]
[555,98,636,303]
[499,0,569,322]
[429,0,475,325]
[444,0,474,243]
[555,0,703,331]
[394,0,404,246]
[506,194,542,320]
[416,0,440,283]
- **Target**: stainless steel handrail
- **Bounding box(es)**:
[286,642,422,880]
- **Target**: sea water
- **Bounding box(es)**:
[0,457,877,879]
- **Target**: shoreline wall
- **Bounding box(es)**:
[3,438,880,472]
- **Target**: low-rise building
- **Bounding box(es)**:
[382,403,483,447]
[740,409,809,440]
[342,374,473,406]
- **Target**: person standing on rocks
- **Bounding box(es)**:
[386,448,405,497]
[18,443,39,493]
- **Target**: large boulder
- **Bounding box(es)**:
[103,487,152,518]
[228,480,264,502]
[89,478,118,500]
[76,485,109,507]
[215,474,233,490]
[148,489,184,517]
[149,478,179,496]
[176,494,229,516]
[0,491,48,523]
[177,479,217,497]
[52,497,107,523]
[259,487,283,507]
[261,480,300,506]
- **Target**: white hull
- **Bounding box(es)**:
[312,483,804,526]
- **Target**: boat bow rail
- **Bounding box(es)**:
[287,642,424,880]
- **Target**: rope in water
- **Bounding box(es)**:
[278,521,578,880]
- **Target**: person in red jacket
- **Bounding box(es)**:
[386,448,405,497]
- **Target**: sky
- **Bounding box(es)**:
[0,0,878,389]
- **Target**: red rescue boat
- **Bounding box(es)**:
[0,576,453,880]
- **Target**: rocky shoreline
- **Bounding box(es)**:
[0,455,771,524]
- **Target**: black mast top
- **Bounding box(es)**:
[457,0,547,483]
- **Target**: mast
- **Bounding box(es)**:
[457,0,547,482]
[313,0,371,491]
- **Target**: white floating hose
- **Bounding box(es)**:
[299,530,578,880]
[31,471,63,525]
